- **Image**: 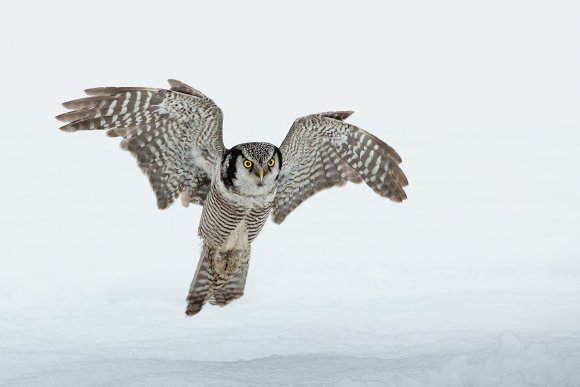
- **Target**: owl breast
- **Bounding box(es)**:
[198,178,275,250]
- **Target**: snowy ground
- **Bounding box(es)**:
[1,1,580,386]
[2,308,580,386]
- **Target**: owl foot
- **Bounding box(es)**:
[213,250,242,275]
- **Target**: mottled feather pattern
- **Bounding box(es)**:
[56,80,224,209]
[272,112,408,223]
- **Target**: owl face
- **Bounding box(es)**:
[221,142,282,195]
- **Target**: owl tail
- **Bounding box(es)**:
[185,244,213,316]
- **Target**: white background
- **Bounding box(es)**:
[1,1,579,385]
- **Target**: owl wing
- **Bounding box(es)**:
[56,79,224,209]
[272,111,408,224]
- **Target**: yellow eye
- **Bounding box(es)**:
[267,158,275,167]
[243,160,253,169]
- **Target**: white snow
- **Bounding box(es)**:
[2,310,580,386]
[1,0,580,386]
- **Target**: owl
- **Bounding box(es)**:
[56,80,408,316]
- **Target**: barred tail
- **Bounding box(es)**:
[185,245,213,316]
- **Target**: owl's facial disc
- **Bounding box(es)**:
[222,143,282,195]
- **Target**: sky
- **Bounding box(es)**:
[0,1,579,385]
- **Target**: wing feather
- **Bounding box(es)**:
[56,80,224,209]
[272,112,407,224]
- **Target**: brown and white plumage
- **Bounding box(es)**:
[57,79,408,316]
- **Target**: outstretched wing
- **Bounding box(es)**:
[56,79,224,209]
[272,111,408,224]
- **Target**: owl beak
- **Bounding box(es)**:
[258,168,265,181]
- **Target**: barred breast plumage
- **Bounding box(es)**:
[198,179,273,249]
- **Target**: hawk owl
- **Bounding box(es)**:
[56,79,408,316]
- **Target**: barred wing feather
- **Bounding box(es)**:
[56,79,224,209]
[272,111,408,224]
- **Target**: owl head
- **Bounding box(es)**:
[221,142,282,194]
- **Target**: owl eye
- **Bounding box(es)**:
[243,159,253,169]
[267,158,275,167]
